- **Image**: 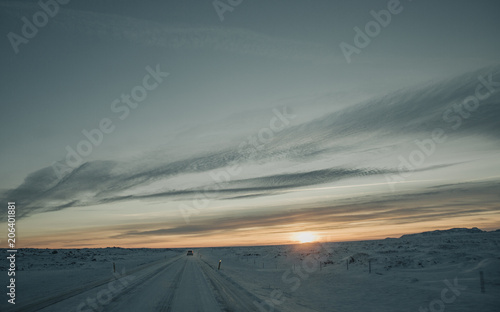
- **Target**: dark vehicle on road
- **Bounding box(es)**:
[187,250,193,256]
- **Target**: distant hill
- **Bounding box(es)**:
[400,227,485,239]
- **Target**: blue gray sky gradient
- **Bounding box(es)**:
[1,0,499,247]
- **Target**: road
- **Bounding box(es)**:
[8,254,267,312]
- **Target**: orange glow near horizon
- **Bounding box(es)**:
[293,232,317,244]
[13,212,500,249]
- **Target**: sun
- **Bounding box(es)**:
[294,232,317,244]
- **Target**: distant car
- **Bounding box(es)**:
[187,250,193,256]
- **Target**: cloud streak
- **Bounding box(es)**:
[2,66,499,222]
[112,179,500,238]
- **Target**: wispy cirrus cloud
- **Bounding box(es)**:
[111,179,500,238]
[2,66,499,222]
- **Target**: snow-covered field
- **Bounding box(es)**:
[1,228,499,311]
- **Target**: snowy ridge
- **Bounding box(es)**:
[399,227,485,238]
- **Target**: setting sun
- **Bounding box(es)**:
[294,232,317,244]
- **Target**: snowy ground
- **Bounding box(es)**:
[1,228,499,311]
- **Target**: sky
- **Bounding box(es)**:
[0,0,499,248]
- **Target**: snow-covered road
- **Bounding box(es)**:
[164,256,221,312]
[11,254,261,312]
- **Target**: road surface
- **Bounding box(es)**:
[9,254,269,312]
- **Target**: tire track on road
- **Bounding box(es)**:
[10,254,183,312]
[103,255,185,312]
[198,258,282,312]
[158,258,187,312]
